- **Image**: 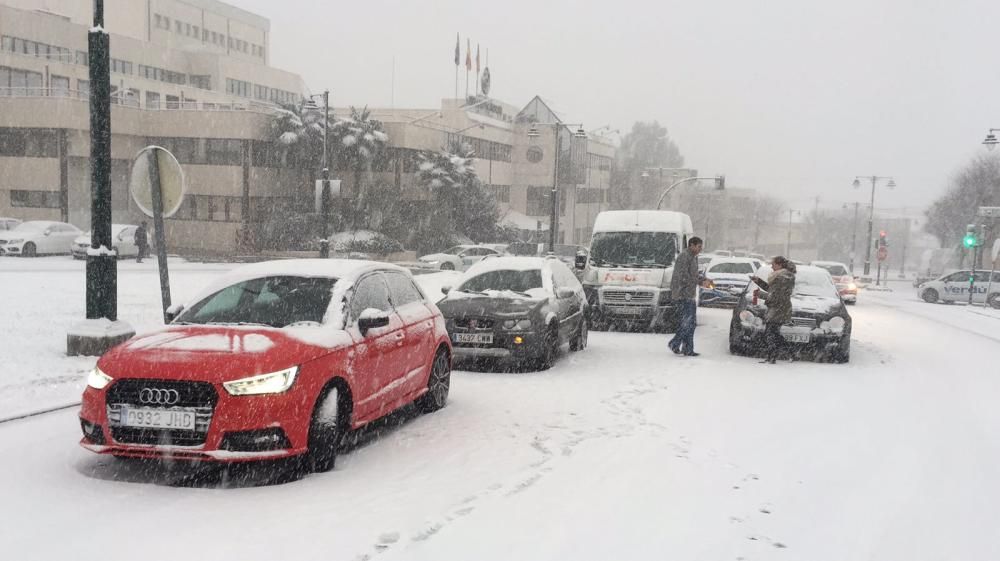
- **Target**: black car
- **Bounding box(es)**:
[729,265,852,363]
[436,256,589,369]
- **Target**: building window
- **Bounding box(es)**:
[75,50,88,66]
[492,185,511,203]
[206,139,242,166]
[202,29,209,41]
[163,16,170,29]
[0,128,58,157]
[110,58,133,75]
[164,95,180,110]
[0,66,44,95]
[259,46,265,59]
[10,190,61,209]
[226,78,250,98]
[175,20,182,33]
[211,31,217,43]
[146,91,160,109]
[189,75,211,90]
[154,14,162,28]
[77,79,89,95]
[51,75,70,96]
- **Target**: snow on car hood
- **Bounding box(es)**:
[437,291,548,317]
[791,294,842,314]
[99,325,350,383]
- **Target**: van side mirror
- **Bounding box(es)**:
[358,308,390,335]
[441,286,452,295]
[165,304,184,323]
[574,253,587,270]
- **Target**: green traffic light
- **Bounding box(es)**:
[963,234,977,248]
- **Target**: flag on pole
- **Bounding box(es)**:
[454,33,460,66]
[466,38,472,71]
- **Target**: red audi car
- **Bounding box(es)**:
[79,260,452,472]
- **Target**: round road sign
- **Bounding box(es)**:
[129,146,185,218]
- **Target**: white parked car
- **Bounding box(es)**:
[418,245,504,271]
[699,257,764,307]
[917,270,1000,308]
[0,217,22,232]
[0,220,82,257]
[72,224,145,260]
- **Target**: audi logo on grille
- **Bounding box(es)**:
[138,388,180,405]
[624,293,633,302]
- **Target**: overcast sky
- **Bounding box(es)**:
[240,0,1000,214]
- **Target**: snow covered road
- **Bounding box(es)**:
[2,266,1000,560]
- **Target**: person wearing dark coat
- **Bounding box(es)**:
[750,256,797,364]
[135,221,149,263]
[668,236,704,356]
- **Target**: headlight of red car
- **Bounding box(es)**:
[223,366,299,396]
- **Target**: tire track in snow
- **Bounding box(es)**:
[349,375,674,560]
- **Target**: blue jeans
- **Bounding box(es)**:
[669,299,697,354]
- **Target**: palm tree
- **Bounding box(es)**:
[331,106,388,229]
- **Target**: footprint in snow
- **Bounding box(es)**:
[377,532,400,545]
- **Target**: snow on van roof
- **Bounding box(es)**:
[592,210,694,234]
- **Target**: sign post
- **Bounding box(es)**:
[129,146,186,322]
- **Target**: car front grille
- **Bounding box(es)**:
[106,379,217,446]
[791,316,817,328]
[454,317,495,330]
[602,290,655,303]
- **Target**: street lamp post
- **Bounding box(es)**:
[852,175,896,277]
[527,122,587,253]
[653,175,726,210]
[786,209,796,257]
[305,91,331,258]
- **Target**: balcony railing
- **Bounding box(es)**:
[0,88,277,114]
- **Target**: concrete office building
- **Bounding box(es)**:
[360,95,615,246]
[0,0,306,253]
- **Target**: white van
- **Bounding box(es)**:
[579,210,695,332]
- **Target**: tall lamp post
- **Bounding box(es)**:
[852,175,896,276]
[304,91,331,257]
[527,122,587,253]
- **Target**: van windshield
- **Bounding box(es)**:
[589,232,678,268]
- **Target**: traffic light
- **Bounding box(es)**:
[963,224,978,248]
[878,230,887,247]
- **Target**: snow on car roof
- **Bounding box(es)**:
[708,256,760,265]
[592,210,693,234]
[810,260,848,267]
[183,259,407,330]
[15,220,62,230]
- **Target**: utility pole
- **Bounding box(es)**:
[813,196,821,260]
[86,0,115,321]
[550,128,560,253]
[319,89,331,258]
[853,175,896,277]
[849,202,860,273]
[786,209,794,257]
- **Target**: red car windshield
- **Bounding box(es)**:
[175,276,338,327]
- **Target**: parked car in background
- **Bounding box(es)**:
[551,244,588,271]
[418,244,504,271]
[0,221,81,257]
[79,260,452,472]
[730,264,852,362]
[436,256,589,370]
[0,217,22,232]
[72,224,146,260]
[697,253,716,273]
[811,260,857,304]
[699,257,763,307]
[917,270,1000,308]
